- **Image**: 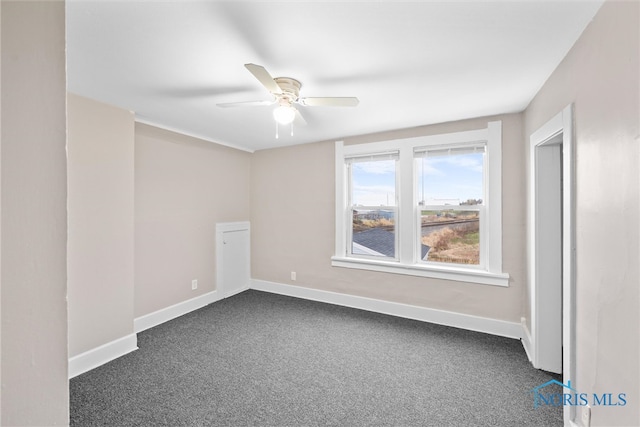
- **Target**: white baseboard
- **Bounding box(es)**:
[224,285,249,299]
[134,290,220,333]
[250,279,523,340]
[70,282,530,379]
[70,291,221,378]
[69,333,138,379]
[520,317,534,363]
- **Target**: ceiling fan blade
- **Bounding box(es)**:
[245,63,283,95]
[299,97,359,107]
[294,109,307,126]
[216,100,275,108]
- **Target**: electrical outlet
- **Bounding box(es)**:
[291,271,296,281]
[191,279,198,290]
[582,405,591,427]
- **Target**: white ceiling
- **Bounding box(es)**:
[67,0,603,152]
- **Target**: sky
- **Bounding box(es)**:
[351,152,484,206]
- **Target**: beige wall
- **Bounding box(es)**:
[251,113,526,322]
[524,1,639,425]
[67,93,135,357]
[0,1,68,425]
[135,124,251,317]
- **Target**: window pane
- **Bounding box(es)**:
[420,210,480,265]
[416,150,483,266]
[352,209,396,259]
[416,151,483,206]
[351,159,396,206]
[349,159,397,259]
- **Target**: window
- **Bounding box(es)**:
[347,154,398,260]
[416,144,484,266]
[333,122,509,287]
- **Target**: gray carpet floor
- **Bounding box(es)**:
[70,290,563,426]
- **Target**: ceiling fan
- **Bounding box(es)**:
[217,64,359,130]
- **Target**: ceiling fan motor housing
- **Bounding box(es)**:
[274,77,301,104]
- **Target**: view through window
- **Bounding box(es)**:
[416,146,485,265]
[349,157,397,259]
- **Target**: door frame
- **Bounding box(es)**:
[529,104,575,423]
[216,221,251,298]
[531,132,563,374]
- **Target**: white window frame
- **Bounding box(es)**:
[332,121,509,287]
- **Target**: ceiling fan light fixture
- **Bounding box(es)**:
[273,105,296,125]
[218,64,358,131]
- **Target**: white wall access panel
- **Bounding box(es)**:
[216,222,250,298]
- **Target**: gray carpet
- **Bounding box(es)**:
[70,290,563,426]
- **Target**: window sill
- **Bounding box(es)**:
[331,256,509,287]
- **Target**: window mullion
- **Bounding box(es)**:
[398,147,415,264]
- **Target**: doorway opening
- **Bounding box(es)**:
[529,104,575,424]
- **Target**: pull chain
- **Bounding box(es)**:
[274,122,294,139]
